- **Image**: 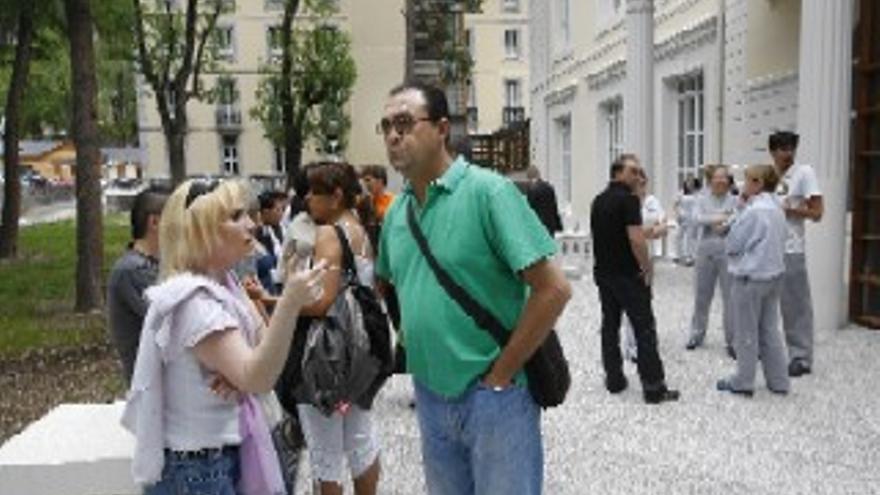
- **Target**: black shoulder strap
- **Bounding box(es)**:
[405,200,508,347]
[332,224,358,284]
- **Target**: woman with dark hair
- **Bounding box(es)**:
[294,161,383,495]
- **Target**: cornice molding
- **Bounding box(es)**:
[654,14,718,61]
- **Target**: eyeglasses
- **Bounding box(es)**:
[376,114,433,136]
[185,180,219,209]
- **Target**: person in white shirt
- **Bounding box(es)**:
[717,164,790,397]
[673,176,699,265]
[769,131,824,377]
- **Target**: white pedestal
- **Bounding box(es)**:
[0,402,137,495]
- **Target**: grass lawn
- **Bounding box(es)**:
[0,215,130,358]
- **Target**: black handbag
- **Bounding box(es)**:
[405,202,570,409]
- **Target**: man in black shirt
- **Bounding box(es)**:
[591,154,679,404]
[524,166,563,235]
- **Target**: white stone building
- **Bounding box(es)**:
[529,0,872,331]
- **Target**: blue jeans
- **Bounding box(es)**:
[414,380,543,495]
[144,448,241,495]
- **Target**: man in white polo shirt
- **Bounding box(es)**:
[769,131,824,377]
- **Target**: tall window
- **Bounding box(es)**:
[267,25,283,61]
[558,116,572,203]
[677,73,704,187]
[216,77,238,105]
[557,0,571,47]
[222,135,240,175]
[606,99,623,166]
[504,79,521,108]
[216,26,234,61]
[467,78,478,133]
[504,29,520,59]
[465,28,474,59]
[274,146,286,174]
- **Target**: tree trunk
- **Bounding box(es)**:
[65,0,104,312]
[0,2,36,259]
[281,0,300,190]
[167,116,187,186]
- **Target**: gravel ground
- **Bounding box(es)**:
[3,260,877,494]
[294,260,880,494]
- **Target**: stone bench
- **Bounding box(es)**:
[0,402,137,495]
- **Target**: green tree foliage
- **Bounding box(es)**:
[131,0,229,184]
[0,6,70,138]
[252,22,356,153]
[251,0,356,185]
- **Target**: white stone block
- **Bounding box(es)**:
[0,402,137,495]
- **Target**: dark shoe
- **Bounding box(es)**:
[605,375,628,394]
[726,346,737,360]
[644,387,680,404]
[768,387,789,396]
[716,379,753,397]
[788,360,811,377]
[685,337,701,350]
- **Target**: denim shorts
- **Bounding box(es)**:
[144,447,240,495]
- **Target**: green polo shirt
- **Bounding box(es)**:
[375,157,557,398]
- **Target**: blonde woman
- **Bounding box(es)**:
[717,165,790,397]
[122,179,326,495]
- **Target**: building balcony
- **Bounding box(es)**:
[215,105,242,131]
[502,106,525,127]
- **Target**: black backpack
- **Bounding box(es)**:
[276,225,393,415]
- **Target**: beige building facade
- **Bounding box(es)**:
[465,0,530,135]
[530,0,857,331]
[137,0,405,180]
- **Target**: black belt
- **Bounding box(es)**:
[166,445,239,461]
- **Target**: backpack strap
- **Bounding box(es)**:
[332,224,359,284]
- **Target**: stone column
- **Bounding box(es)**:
[624,0,654,170]
[797,0,854,331]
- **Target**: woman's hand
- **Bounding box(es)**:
[280,259,327,310]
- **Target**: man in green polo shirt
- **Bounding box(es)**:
[375,82,572,495]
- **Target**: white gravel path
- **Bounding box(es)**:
[296,260,880,494]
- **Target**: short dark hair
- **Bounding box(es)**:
[258,190,287,211]
[131,186,169,240]
[308,161,361,209]
[360,164,388,186]
[768,131,799,151]
[389,81,450,122]
[610,153,638,179]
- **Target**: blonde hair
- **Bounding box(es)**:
[744,164,780,192]
[704,164,729,181]
[158,179,250,281]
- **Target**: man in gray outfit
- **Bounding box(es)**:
[107,186,168,383]
[770,131,823,377]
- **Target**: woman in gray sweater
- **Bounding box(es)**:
[716,165,790,397]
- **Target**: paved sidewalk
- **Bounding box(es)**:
[295,261,880,494]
